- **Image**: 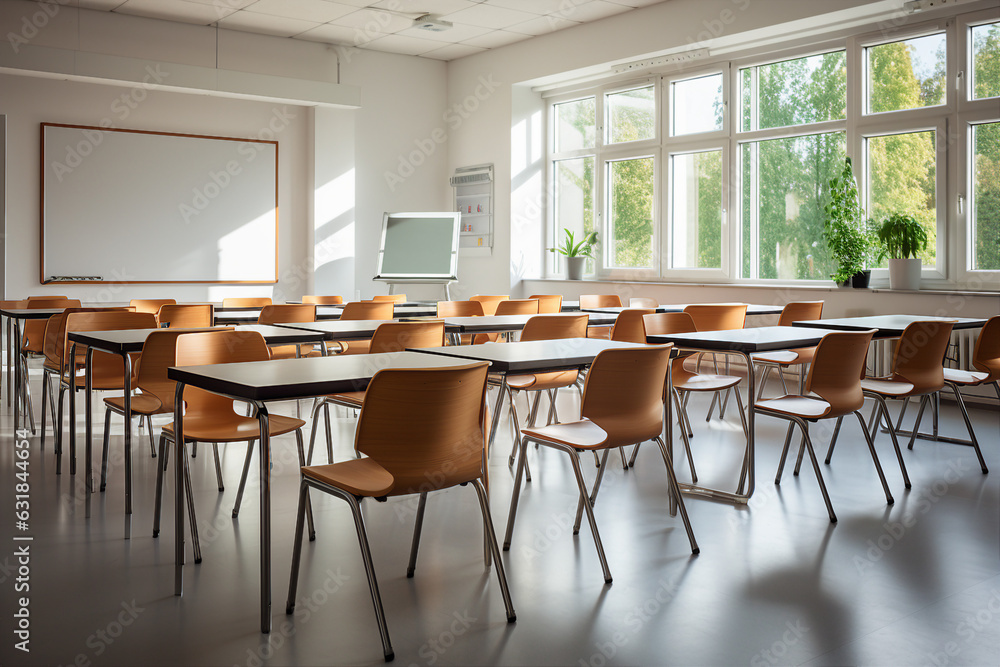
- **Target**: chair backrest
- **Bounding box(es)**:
[26,295,68,302]
[301,295,343,305]
[221,297,272,308]
[520,314,589,341]
[629,297,658,308]
[130,299,176,315]
[340,301,395,320]
[642,312,696,336]
[890,320,956,393]
[371,294,406,303]
[355,362,490,495]
[580,345,672,448]
[175,330,270,418]
[610,308,655,343]
[777,301,824,327]
[257,304,316,325]
[494,299,538,316]
[64,311,158,377]
[134,327,229,410]
[157,304,214,328]
[22,299,82,351]
[529,294,563,314]
[804,330,876,416]
[369,321,446,354]
[26,298,81,309]
[470,295,509,316]
[43,308,131,369]
[436,300,485,317]
[579,294,622,309]
[683,304,747,331]
[972,316,1000,379]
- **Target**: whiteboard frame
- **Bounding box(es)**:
[374,211,461,283]
[39,122,279,285]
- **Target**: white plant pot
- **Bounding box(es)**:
[566,256,586,280]
[887,258,922,290]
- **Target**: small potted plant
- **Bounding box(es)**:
[550,228,597,280]
[823,157,881,287]
[876,213,927,290]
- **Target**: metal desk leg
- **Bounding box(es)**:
[84,348,94,519]
[174,382,186,597]
[13,318,23,430]
[6,316,12,408]
[69,343,77,475]
[487,378,508,453]
[254,401,273,633]
[122,351,134,538]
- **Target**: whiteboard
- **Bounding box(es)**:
[374,212,460,282]
[41,123,278,284]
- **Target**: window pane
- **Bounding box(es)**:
[740,51,846,131]
[741,132,846,280]
[670,150,722,269]
[554,98,595,152]
[867,34,946,113]
[971,122,1000,270]
[607,157,654,268]
[607,86,655,144]
[867,130,937,267]
[553,157,595,273]
[972,21,1000,100]
[671,74,723,136]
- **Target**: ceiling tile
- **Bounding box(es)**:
[442,3,538,29]
[217,10,322,36]
[361,32,441,55]
[420,42,486,60]
[506,14,579,36]
[369,0,478,15]
[331,7,412,37]
[485,0,578,13]
[563,0,631,22]
[295,22,361,45]
[395,21,491,43]
[460,28,528,49]
[181,0,258,9]
[114,0,237,24]
[241,0,357,23]
[77,0,130,10]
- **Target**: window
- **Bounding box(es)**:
[670,150,722,269]
[970,122,1000,270]
[971,21,1000,100]
[741,51,846,131]
[606,85,655,144]
[552,157,595,273]
[606,156,655,269]
[671,73,723,136]
[554,98,595,152]
[866,33,946,114]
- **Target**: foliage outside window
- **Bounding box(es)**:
[554,98,595,152]
[972,122,1000,270]
[607,86,655,144]
[607,157,655,268]
[671,74,723,136]
[866,34,946,114]
[670,150,722,269]
[741,51,846,131]
[971,21,1000,100]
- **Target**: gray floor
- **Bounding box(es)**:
[0,367,998,667]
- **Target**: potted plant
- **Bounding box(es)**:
[823,157,881,287]
[550,228,597,280]
[876,213,927,290]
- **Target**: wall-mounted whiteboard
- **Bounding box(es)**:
[40,123,278,284]
[374,212,460,283]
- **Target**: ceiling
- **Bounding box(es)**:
[28,0,670,61]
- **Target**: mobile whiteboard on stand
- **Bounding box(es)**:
[374,212,460,300]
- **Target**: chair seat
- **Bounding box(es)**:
[752,346,816,366]
[104,393,165,416]
[675,374,741,392]
[756,395,831,419]
[861,378,917,397]
[339,340,372,355]
[268,344,318,360]
[162,413,305,442]
[327,391,364,407]
[943,368,990,386]
[506,370,579,391]
[522,419,609,450]
[302,457,394,497]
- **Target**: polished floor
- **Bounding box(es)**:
[0,366,997,666]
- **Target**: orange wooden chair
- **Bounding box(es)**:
[129,298,176,315]
[474,298,538,344]
[301,295,343,305]
[335,301,396,354]
[470,294,509,316]
[306,321,447,465]
[221,297,272,308]
[257,304,318,359]
[684,303,748,421]
[579,294,622,338]
[436,300,484,344]
[752,301,825,398]
[529,294,563,313]
[942,315,999,467]
[153,330,309,560]
[504,345,697,584]
[156,304,214,328]
[18,298,81,433]
[372,294,406,303]
[610,308,655,343]
[286,361,514,662]
[756,329,895,523]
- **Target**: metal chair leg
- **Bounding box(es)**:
[503,436,530,551]
[147,415,156,458]
[471,479,517,622]
[654,436,699,554]
[793,417,837,523]
[212,443,224,492]
[100,407,112,492]
[294,430,315,539]
[775,422,796,484]
[233,439,255,518]
[40,371,50,450]
[181,445,203,563]
[153,434,167,537]
[947,382,989,473]
[855,410,893,504]
[823,416,845,464]
[406,492,428,578]
[907,395,930,450]
[574,449,609,533]
[870,395,910,488]
[564,444,612,583]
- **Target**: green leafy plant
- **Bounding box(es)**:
[876,213,928,259]
[823,157,883,283]
[549,228,598,259]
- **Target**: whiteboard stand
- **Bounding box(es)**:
[379,279,454,301]
[373,212,461,303]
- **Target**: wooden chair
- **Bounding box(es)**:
[474,299,538,344]
[684,303,748,421]
[752,301,825,398]
[153,331,309,560]
[629,297,658,308]
[307,321,447,465]
[336,301,396,354]
[286,361,515,662]
[129,299,176,315]
[529,294,563,314]
[18,298,81,433]
[757,329,895,523]
[101,327,224,491]
[221,297,272,308]
[943,316,999,464]
[257,304,318,359]
[504,345,698,584]
[855,320,987,474]
[580,294,622,338]
[436,300,484,345]
[156,304,214,328]
[301,295,343,305]
[470,294,509,316]
[372,294,406,303]
[610,308,655,343]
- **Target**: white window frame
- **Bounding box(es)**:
[602,149,660,278]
